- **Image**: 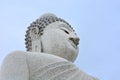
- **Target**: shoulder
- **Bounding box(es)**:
[1,51,27,68]
[1,51,29,80]
[4,50,26,58]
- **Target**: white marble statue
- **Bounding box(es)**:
[0,13,98,80]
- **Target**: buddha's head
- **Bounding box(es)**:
[25,13,80,62]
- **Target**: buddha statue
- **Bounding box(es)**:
[0,13,98,80]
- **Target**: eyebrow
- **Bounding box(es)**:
[59,24,73,32]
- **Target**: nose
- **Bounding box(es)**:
[69,37,80,46]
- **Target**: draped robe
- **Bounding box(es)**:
[0,51,98,80]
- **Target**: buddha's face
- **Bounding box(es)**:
[41,21,79,62]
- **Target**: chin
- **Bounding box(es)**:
[60,47,78,62]
[68,46,79,62]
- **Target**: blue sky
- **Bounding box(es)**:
[0,0,120,80]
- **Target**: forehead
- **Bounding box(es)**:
[44,21,74,32]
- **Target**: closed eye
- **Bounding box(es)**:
[61,29,69,34]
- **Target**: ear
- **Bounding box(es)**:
[30,27,40,40]
[30,27,42,52]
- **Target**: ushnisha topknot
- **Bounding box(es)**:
[25,13,74,51]
[40,13,57,18]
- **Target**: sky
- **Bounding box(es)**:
[0,0,120,80]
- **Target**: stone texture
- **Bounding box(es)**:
[1,51,98,80]
[0,13,99,80]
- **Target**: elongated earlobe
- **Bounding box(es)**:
[30,27,42,52]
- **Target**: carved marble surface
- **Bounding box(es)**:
[1,51,97,80]
[0,13,98,80]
